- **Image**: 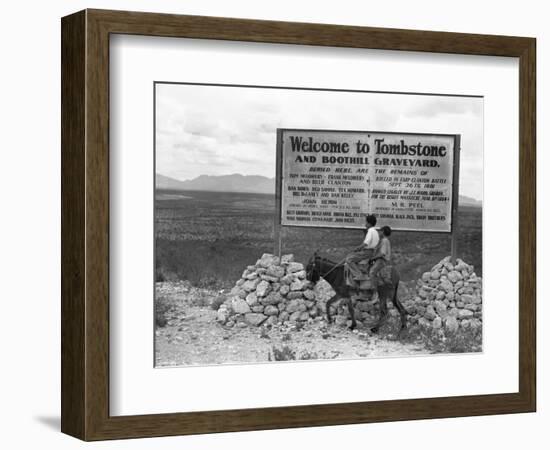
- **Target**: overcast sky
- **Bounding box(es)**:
[156,83,483,200]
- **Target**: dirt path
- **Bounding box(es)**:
[155,281,428,367]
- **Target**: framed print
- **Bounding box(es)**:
[61,9,536,441]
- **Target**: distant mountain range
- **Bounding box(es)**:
[156,173,481,205]
[459,195,482,207]
[156,173,275,194]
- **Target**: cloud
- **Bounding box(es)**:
[155,84,483,200]
[405,97,483,119]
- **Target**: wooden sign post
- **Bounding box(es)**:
[450,134,461,264]
[274,129,283,256]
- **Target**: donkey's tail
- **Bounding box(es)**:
[392,279,399,303]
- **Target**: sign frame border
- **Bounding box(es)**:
[276,127,461,236]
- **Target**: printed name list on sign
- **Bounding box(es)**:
[277,129,459,232]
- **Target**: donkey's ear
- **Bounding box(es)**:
[314,249,319,257]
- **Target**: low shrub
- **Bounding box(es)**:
[268,345,296,361]
[268,345,341,361]
[391,318,482,353]
[210,295,227,311]
[155,296,172,328]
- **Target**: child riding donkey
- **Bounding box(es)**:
[369,225,392,296]
[307,214,406,332]
[345,214,392,301]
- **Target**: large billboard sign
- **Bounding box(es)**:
[276,129,460,232]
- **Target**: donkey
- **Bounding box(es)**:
[305,254,408,333]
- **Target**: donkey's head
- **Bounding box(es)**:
[305,251,321,283]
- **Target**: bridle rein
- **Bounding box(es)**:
[310,256,347,280]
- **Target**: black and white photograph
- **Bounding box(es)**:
[154,82,483,367]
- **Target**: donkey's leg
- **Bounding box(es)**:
[345,297,357,330]
[325,294,340,324]
[391,283,408,331]
[370,288,388,333]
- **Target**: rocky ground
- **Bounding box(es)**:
[155,281,428,367]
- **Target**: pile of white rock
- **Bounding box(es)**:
[405,256,483,333]
[216,253,323,328]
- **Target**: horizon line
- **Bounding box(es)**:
[156,172,482,203]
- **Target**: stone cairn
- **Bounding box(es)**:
[216,253,323,328]
[406,256,483,333]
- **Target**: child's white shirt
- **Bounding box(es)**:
[363,227,380,249]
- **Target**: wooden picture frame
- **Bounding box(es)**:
[61,9,536,441]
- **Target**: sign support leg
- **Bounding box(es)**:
[450,135,461,264]
[274,223,282,257]
[451,227,458,264]
[274,129,283,257]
